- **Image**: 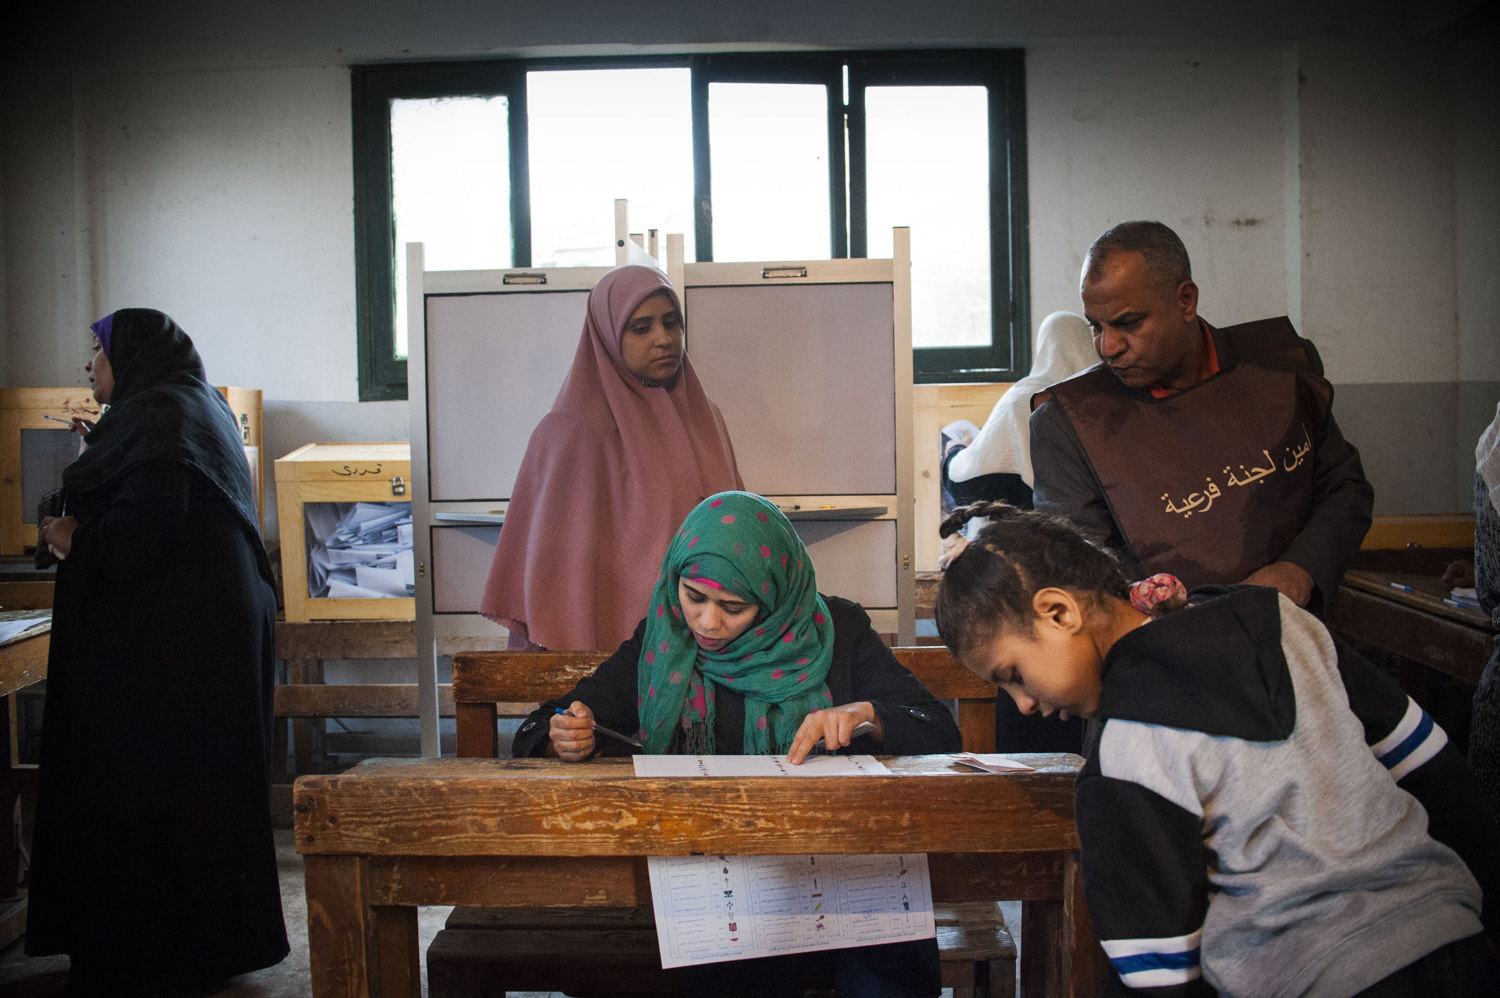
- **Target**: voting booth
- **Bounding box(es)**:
[405,220,914,754]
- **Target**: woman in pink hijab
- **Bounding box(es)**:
[481,265,743,650]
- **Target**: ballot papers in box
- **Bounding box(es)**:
[274,443,414,621]
[304,502,415,599]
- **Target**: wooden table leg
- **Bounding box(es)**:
[0,691,25,950]
[1020,853,1105,997]
[373,905,420,998]
[304,854,373,998]
[1060,850,1108,995]
[1019,897,1059,998]
[0,693,18,901]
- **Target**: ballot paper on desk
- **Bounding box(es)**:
[636,753,935,968]
[949,753,1036,774]
[0,609,52,647]
[304,501,415,599]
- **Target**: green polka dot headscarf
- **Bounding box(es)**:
[637,491,835,754]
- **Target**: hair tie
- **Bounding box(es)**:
[937,531,970,570]
[1130,573,1188,615]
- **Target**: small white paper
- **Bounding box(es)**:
[949,753,1035,774]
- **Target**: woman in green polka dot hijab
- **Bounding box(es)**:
[636,491,836,755]
[524,490,959,768]
[513,491,960,993]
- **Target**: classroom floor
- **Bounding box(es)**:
[0,816,1018,998]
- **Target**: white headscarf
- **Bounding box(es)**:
[947,311,1097,487]
[1478,401,1500,518]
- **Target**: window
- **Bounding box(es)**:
[353,51,1027,400]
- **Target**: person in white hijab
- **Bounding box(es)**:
[1470,402,1500,815]
[942,311,1097,509]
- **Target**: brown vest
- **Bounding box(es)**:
[1049,317,1332,586]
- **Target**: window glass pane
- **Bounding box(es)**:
[527,68,694,268]
[391,96,512,359]
[709,82,831,262]
[865,86,990,350]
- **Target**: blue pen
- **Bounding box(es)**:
[1388,582,1414,593]
[554,707,644,749]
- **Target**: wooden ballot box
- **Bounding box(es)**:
[275,443,414,622]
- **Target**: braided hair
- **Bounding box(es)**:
[933,501,1131,660]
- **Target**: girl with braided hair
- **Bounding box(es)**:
[934,502,1498,997]
[512,491,959,996]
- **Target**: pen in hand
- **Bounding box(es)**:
[43,414,93,437]
[554,707,645,749]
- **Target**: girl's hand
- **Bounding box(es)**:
[786,701,882,765]
[70,417,96,437]
[548,701,597,762]
[38,515,78,559]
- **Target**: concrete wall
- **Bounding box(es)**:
[3,2,1496,541]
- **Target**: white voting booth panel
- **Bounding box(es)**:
[682,281,897,496]
[424,289,595,502]
[427,519,899,614]
[408,232,913,755]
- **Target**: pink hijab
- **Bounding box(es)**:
[480,265,743,650]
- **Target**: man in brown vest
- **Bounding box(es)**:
[1031,220,1373,613]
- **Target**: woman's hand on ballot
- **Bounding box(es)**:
[786,701,882,765]
[549,701,597,761]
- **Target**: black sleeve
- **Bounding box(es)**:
[511,619,648,758]
[1276,403,1374,614]
[70,459,191,586]
[826,598,963,755]
[1332,633,1500,935]
[1029,401,1143,578]
[1076,761,1215,997]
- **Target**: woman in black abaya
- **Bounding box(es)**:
[29,309,288,996]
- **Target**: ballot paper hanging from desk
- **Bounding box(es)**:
[636,754,935,968]
[304,502,415,599]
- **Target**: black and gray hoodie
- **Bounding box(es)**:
[1077,585,1493,997]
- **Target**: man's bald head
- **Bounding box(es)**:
[1083,221,1192,301]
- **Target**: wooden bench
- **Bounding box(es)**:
[430,646,1019,997]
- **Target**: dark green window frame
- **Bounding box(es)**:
[353,50,1028,400]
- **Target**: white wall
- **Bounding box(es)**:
[3,2,1497,524]
[1026,46,1290,327]
[1297,40,1460,384]
[81,66,356,400]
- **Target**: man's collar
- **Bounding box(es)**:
[1147,318,1220,398]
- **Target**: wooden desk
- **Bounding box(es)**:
[295,754,1100,998]
[0,619,49,947]
[1326,569,1494,686]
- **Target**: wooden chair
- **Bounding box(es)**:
[428,646,1016,998]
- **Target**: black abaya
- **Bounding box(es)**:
[26,310,287,994]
